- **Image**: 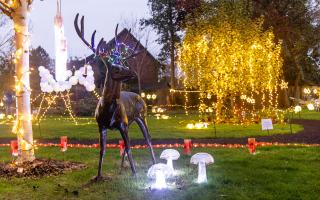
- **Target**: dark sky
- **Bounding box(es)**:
[29,0,160,59]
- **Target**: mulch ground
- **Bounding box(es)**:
[0,159,86,178]
[0,119,319,146]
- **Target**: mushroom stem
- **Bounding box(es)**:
[166,159,173,171]
[197,161,207,183]
[154,170,167,189]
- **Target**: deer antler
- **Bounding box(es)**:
[74,13,104,55]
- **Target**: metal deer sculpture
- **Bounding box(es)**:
[74,14,156,180]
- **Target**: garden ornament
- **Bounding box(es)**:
[160,149,180,172]
[74,14,156,180]
[190,153,214,183]
[147,163,173,189]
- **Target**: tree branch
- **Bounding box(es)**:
[0,1,14,12]
[0,4,12,18]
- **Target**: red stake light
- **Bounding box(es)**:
[184,139,192,155]
[60,136,68,152]
[10,140,18,157]
[248,138,256,154]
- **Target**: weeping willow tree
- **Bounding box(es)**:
[178,1,284,123]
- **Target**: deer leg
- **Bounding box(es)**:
[120,151,126,168]
[120,151,125,174]
[96,127,107,180]
[135,117,156,164]
[119,123,136,175]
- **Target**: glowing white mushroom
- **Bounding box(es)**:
[294,105,302,113]
[190,153,214,184]
[160,149,180,172]
[307,103,315,111]
[147,163,173,189]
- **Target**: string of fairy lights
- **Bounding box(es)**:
[178,16,285,124]
[10,15,36,152]
[2,141,320,150]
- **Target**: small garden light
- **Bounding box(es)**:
[148,163,173,190]
[160,149,180,172]
[294,105,302,113]
[190,153,214,184]
[152,94,157,100]
[187,123,194,129]
[307,103,315,111]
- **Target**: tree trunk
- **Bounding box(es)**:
[12,0,35,162]
[293,56,303,99]
[170,43,175,89]
[215,96,223,123]
[168,0,175,89]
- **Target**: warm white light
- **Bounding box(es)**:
[161,115,169,120]
[294,105,302,113]
[195,123,202,129]
[304,88,311,94]
[152,94,157,100]
[147,94,151,100]
[141,92,146,98]
[307,104,315,111]
[0,113,5,119]
[187,123,194,129]
[313,89,318,94]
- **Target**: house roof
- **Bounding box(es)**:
[102,28,160,66]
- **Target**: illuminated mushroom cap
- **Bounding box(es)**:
[190,153,214,165]
[147,163,173,179]
[160,149,180,161]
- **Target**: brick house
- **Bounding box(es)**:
[100,28,162,93]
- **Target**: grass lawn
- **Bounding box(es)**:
[0,114,303,140]
[0,146,319,199]
[292,109,320,120]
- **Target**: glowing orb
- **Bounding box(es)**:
[307,104,315,111]
[294,105,302,113]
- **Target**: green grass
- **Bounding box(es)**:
[0,146,319,200]
[292,109,320,120]
[0,114,303,140]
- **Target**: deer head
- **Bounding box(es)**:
[74,13,139,82]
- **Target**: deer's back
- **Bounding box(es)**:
[119,91,147,122]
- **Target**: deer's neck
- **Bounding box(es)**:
[101,74,121,104]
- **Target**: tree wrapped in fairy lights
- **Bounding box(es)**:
[178,2,284,123]
[0,0,35,162]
